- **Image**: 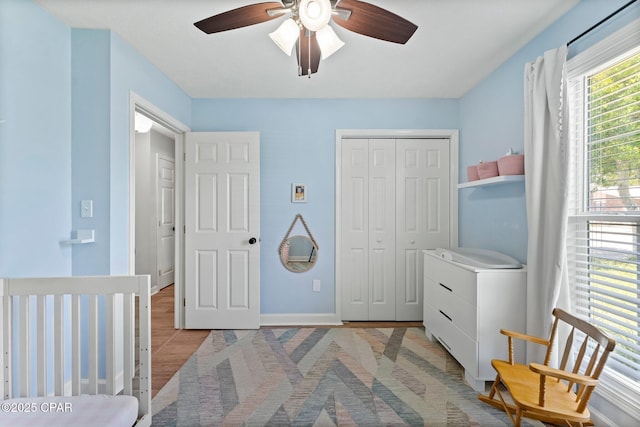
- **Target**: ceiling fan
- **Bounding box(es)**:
[194,0,418,77]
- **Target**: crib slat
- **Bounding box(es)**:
[37,295,46,396]
[71,295,81,395]
[137,275,152,418]
[19,296,29,397]
[105,294,115,395]
[88,294,98,394]
[1,273,152,427]
[54,295,64,395]
[123,292,134,396]
[1,280,11,399]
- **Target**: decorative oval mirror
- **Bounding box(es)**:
[279,214,318,273]
[280,235,318,272]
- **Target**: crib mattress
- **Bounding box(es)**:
[0,394,138,427]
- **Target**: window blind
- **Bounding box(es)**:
[569,219,640,382]
[567,17,640,416]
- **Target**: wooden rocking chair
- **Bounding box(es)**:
[478,308,616,427]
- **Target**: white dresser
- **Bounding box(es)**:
[423,250,526,391]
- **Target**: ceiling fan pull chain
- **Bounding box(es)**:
[297,35,303,76]
[308,33,312,78]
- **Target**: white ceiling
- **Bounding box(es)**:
[35,0,579,99]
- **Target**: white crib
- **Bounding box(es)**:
[1,275,151,427]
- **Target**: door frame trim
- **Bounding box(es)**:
[129,92,190,328]
[335,129,459,321]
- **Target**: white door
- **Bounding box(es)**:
[369,139,396,320]
[184,132,260,329]
[157,155,175,290]
[395,139,450,320]
[340,139,369,320]
[341,137,451,321]
[341,139,396,321]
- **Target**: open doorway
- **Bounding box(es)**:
[129,93,189,329]
[134,111,176,295]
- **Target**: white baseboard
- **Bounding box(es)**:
[260,313,342,327]
[590,406,617,427]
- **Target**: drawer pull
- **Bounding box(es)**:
[439,283,453,292]
[439,310,453,322]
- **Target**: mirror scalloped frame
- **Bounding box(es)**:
[280,235,318,272]
[279,214,319,273]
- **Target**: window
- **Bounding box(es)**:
[567,18,640,415]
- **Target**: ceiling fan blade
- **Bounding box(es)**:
[296,29,321,77]
[195,2,284,34]
[333,0,418,44]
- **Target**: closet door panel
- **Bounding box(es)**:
[369,139,395,320]
[341,136,451,322]
[347,248,367,303]
[396,139,450,320]
[341,140,369,320]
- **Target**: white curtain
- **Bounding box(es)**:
[523,45,570,363]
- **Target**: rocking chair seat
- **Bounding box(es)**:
[478,308,615,427]
[491,359,591,424]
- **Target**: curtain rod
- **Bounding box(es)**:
[567,0,638,46]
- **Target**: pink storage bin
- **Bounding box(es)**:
[497,154,525,175]
[477,161,498,179]
[467,165,479,181]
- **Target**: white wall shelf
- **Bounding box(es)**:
[61,229,95,245]
[458,175,524,189]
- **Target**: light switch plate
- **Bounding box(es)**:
[313,279,321,292]
[81,200,93,218]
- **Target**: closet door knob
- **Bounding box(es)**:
[249,237,258,245]
[410,240,416,244]
[377,239,382,243]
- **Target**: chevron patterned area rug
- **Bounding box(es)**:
[152,327,540,426]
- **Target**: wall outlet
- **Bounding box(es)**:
[312,279,321,292]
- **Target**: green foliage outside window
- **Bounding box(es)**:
[588,51,640,211]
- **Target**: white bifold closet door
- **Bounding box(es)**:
[341,138,450,321]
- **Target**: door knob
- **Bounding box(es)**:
[249,237,258,245]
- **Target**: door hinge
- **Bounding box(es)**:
[183,298,186,307]
[184,152,186,161]
[184,225,186,233]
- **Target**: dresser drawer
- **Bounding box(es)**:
[427,308,477,373]
[423,250,526,390]
[433,281,476,336]
[424,254,477,305]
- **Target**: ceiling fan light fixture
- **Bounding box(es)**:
[135,112,153,133]
[299,0,332,32]
[316,25,344,59]
[269,18,300,55]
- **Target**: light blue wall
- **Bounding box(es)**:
[70,29,191,275]
[192,99,459,313]
[0,0,72,397]
[71,29,112,275]
[0,0,72,277]
[109,31,191,274]
[458,0,639,264]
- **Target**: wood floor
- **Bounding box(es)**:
[150,285,424,397]
[151,285,209,397]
